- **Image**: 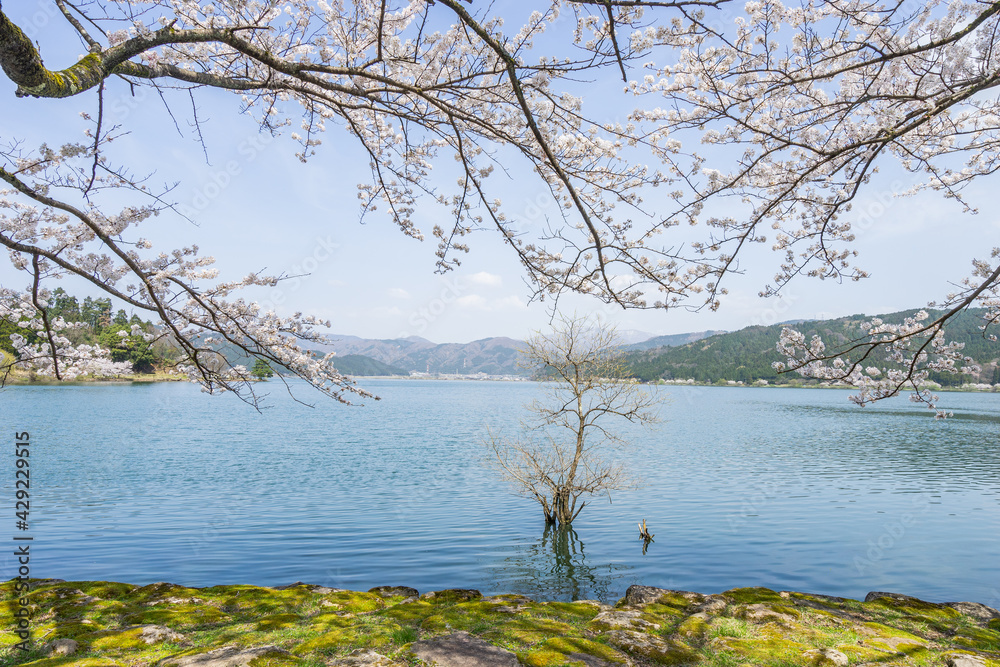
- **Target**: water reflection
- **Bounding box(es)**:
[488,524,631,601]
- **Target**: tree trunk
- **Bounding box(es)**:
[552,488,572,525]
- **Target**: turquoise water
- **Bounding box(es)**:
[2,380,998,604]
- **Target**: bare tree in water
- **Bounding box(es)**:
[487,315,661,525]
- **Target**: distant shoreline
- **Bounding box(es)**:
[4,373,997,396]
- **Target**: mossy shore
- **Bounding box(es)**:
[3,580,998,667]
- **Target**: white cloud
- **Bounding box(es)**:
[456,294,488,308]
[467,271,503,287]
[387,287,411,299]
[494,295,527,309]
[454,294,526,311]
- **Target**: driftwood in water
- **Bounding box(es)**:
[638,519,654,542]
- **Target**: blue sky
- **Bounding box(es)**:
[2,3,997,343]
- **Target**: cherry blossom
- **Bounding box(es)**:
[0,1,996,406]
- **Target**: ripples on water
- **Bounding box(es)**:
[2,380,998,604]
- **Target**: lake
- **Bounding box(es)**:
[2,380,998,605]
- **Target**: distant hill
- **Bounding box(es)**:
[314,329,724,375]
[624,309,999,386]
[315,336,526,375]
[199,308,997,384]
[331,355,408,376]
[626,330,726,351]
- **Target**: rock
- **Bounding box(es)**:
[157,645,293,667]
[868,635,926,651]
[564,653,619,667]
[803,648,849,667]
[676,613,709,639]
[411,631,520,667]
[621,585,702,607]
[604,630,698,664]
[135,624,188,645]
[864,592,926,604]
[739,604,799,624]
[691,597,727,614]
[590,610,660,631]
[274,582,343,594]
[46,639,79,656]
[788,593,849,604]
[369,586,419,599]
[329,649,404,667]
[945,602,1000,625]
[147,597,204,606]
[56,589,89,599]
[420,589,482,603]
[946,654,987,667]
[481,595,533,613]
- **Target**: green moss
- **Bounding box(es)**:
[316,591,385,614]
[643,604,689,620]
[616,592,695,610]
[861,621,926,652]
[382,600,439,624]
[543,637,628,663]
[195,588,297,616]
[487,594,534,604]
[88,629,141,651]
[677,615,710,640]
[77,600,133,627]
[421,590,483,604]
[482,617,576,647]
[835,643,893,662]
[787,594,843,609]
[529,602,601,623]
[609,634,699,665]
[722,588,786,605]
[11,659,123,667]
[520,648,586,667]
[307,613,356,632]
[6,579,998,667]
[293,620,402,654]
[255,614,303,631]
[123,603,229,629]
[989,619,1000,632]
[130,583,204,604]
[70,583,137,600]
[37,620,103,640]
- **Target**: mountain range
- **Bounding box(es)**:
[319,309,998,383]
[318,330,723,375]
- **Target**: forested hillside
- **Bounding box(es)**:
[624,309,999,386]
[1,288,174,373]
[331,355,408,376]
